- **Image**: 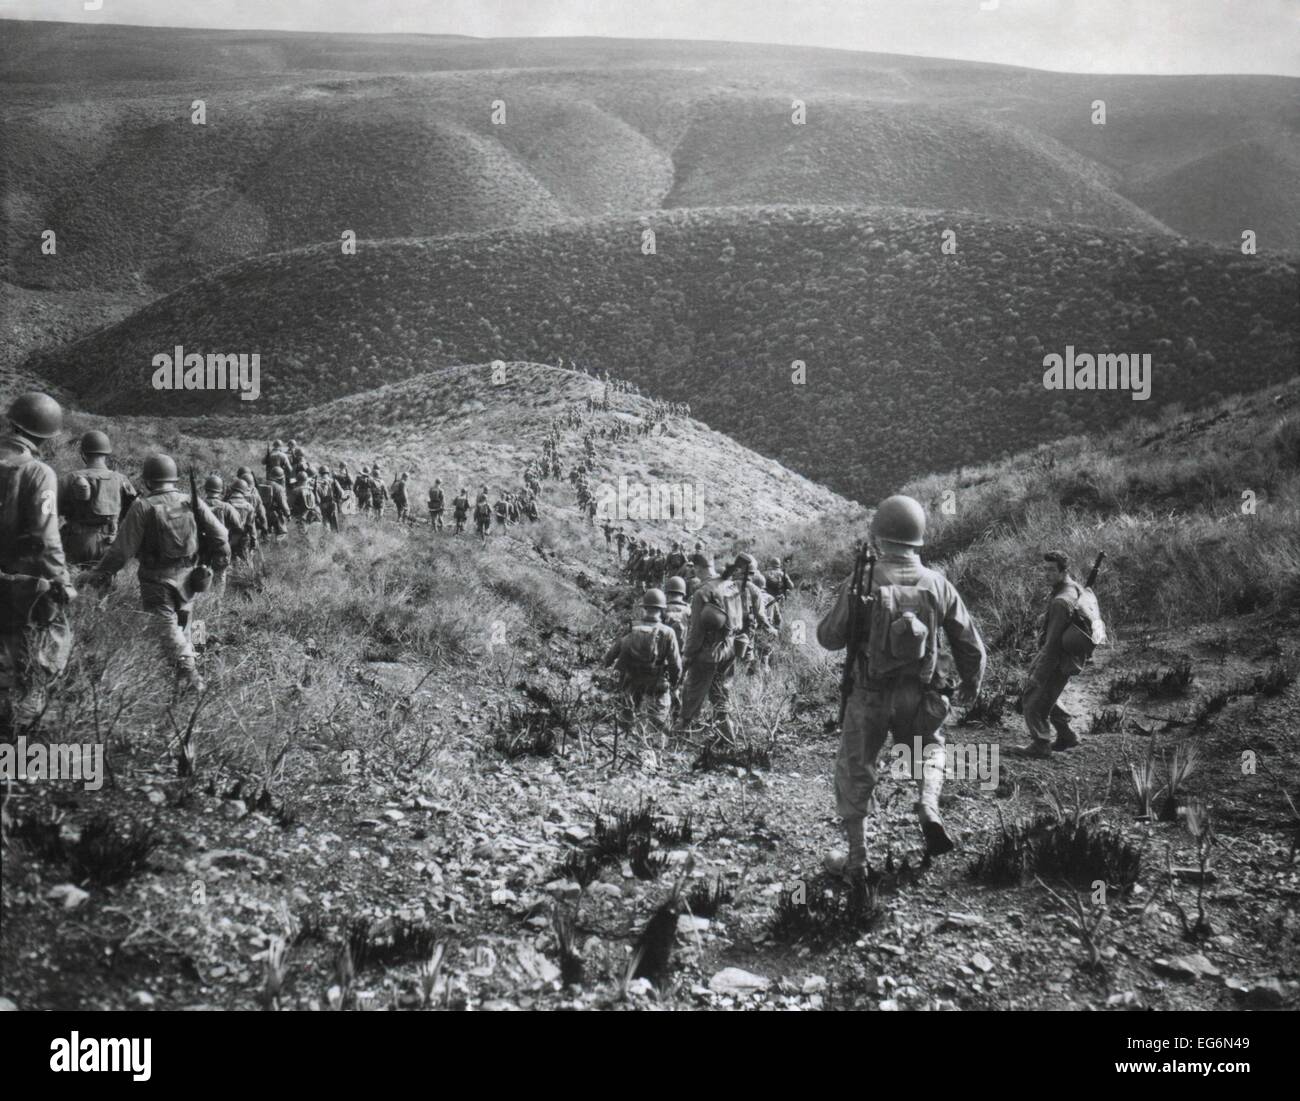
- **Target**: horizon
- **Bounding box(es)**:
[1,0,1297,78]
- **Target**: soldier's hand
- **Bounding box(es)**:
[955,683,977,706]
[47,579,77,604]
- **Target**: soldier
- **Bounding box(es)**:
[662,574,692,710]
[493,493,509,531]
[335,465,356,517]
[257,468,291,540]
[473,496,493,543]
[369,466,388,519]
[817,495,986,874]
[354,466,373,513]
[602,588,682,735]
[57,429,138,568]
[83,454,228,693]
[0,393,76,730]
[1017,552,1085,757]
[615,526,627,562]
[452,487,470,535]
[725,555,776,669]
[685,551,714,600]
[765,556,794,601]
[288,472,320,530]
[264,439,291,482]
[315,465,344,532]
[428,479,446,531]
[201,475,241,596]
[225,477,259,563]
[602,518,614,552]
[665,542,687,579]
[230,465,266,536]
[675,553,759,741]
[392,472,410,523]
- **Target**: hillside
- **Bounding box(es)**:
[4,22,1298,309]
[87,361,856,543]
[3,375,1296,1013]
[27,206,1297,501]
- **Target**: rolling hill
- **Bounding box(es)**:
[27,205,1297,501]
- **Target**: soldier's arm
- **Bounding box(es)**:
[682,591,707,662]
[601,637,623,667]
[119,474,139,518]
[1030,597,1070,680]
[815,577,853,652]
[91,499,147,577]
[196,498,231,561]
[22,463,71,585]
[940,584,987,693]
[665,629,683,685]
[750,586,776,632]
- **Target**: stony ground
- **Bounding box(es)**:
[3,531,1296,1013]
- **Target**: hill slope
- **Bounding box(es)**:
[28,206,1297,501]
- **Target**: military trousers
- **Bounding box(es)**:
[676,651,736,737]
[836,678,950,820]
[139,579,198,674]
[1023,666,1074,744]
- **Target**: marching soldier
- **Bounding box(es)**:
[257,468,291,540]
[57,430,138,567]
[1,393,75,730]
[392,472,410,523]
[602,588,682,735]
[1017,552,1086,757]
[452,487,470,535]
[201,475,241,596]
[428,479,446,531]
[817,495,986,875]
[83,454,228,693]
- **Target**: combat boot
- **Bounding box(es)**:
[824,814,867,879]
[916,757,956,857]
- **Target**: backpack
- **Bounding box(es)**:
[1061,585,1107,671]
[143,494,199,564]
[624,623,667,675]
[67,469,122,523]
[865,583,940,682]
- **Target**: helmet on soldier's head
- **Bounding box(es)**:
[142,454,179,484]
[288,439,298,448]
[360,466,370,475]
[204,475,223,494]
[642,588,667,610]
[273,440,284,450]
[81,429,112,455]
[232,477,251,495]
[237,465,252,480]
[768,557,782,569]
[665,576,687,598]
[7,392,63,439]
[270,468,285,482]
[732,552,757,575]
[750,572,766,591]
[304,464,316,476]
[871,494,926,547]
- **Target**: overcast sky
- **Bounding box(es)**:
[3,0,1297,76]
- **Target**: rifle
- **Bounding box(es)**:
[1085,552,1106,591]
[837,544,877,729]
[188,470,215,592]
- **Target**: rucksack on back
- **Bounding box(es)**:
[624,623,666,674]
[1061,586,1106,670]
[68,470,122,523]
[144,495,198,563]
[865,584,939,682]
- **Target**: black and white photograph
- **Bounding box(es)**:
[0,0,1297,1063]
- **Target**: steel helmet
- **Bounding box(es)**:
[871,494,927,547]
[768,557,782,569]
[273,439,284,450]
[732,553,757,574]
[7,392,63,439]
[236,465,252,479]
[231,477,251,495]
[142,454,179,483]
[642,588,667,610]
[270,467,285,481]
[204,474,223,494]
[80,429,112,455]
[665,576,687,598]
[288,439,298,448]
